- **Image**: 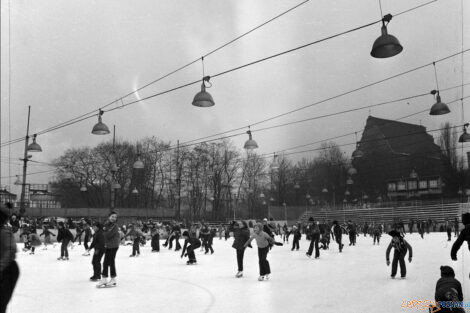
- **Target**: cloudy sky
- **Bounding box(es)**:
[0,0,469,195]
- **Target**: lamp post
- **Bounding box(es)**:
[19,106,42,215]
[283,202,287,221]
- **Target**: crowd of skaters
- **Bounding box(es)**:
[1,201,470,312]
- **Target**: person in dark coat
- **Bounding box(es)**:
[386,230,412,279]
[88,222,105,281]
[57,221,74,260]
[445,219,452,242]
[347,220,357,246]
[97,211,120,287]
[82,220,92,255]
[435,266,464,313]
[0,205,19,313]
[453,217,459,238]
[291,225,301,251]
[451,213,470,279]
[150,224,160,252]
[331,220,344,252]
[306,218,321,258]
[373,224,382,245]
[181,230,201,265]
[229,220,251,277]
[8,211,20,234]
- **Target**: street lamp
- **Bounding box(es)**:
[370,14,403,58]
[19,106,43,215]
[243,127,258,150]
[91,110,111,135]
[192,76,215,107]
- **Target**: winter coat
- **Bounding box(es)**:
[103,222,120,249]
[332,225,342,239]
[0,226,16,275]
[435,277,463,302]
[451,225,470,260]
[245,231,274,249]
[57,228,74,243]
[231,227,250,250]
[89,229,105,251]
[386,238,412,260]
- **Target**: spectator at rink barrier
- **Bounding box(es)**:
[434,265,463,313]
[450,213,470,278]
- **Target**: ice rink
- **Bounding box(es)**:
[7,232,470,313]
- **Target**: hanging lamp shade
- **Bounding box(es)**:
[306,194,311,199]
[14,175,22,185]
[133,157,144,169]
[27,134,42,152]
[409,169,418,179]
[458,123,470,143]
[192,78,215,107]
[132,187,139,194]
[91,110,110,135]
[352,146,364,159]
[80,185,87,192]
[270,154,279,170]
[322,188,328,193]
[363,194,368,200]
[269,197,275,202]
[429,93,450,115]
[376,196,382,201]
[347,167,357,176]
[345,190,350,196]
[262,200,267,205]
[259,193,265,198]
[243,130,258,150]
[112,181,121,189]
[457,188,462,195]
[346,177,354,185]
[370,16,403,58]
[294,183,300,189]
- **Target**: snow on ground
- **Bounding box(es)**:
[7,233,470,313]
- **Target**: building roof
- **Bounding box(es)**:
[362,116,441,158]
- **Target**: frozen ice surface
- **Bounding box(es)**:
[7,233,470,313]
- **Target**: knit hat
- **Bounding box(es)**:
[440,265,455,278]
[182,230,189,237]
[308,217,314,222]
[462,213,470,226]
[332,220,338,225]
[93,222,103,229]
[388,230,401,238]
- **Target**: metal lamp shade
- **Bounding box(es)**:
[352,148,363,159]
[370,25,403,58]
[91,116,110,135]
[133,159,144,169]
[244,139,258,150]
[112,182,121,189]
[347,167,357,176]
[294,183,300,189]
[27,138,42,152]
[132,187,139,194]
[429,95,450,115]
[346,178,354,185]
[192,83,215,107]
[80,186,87,192]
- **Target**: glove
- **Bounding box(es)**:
[181,254,184,258]
[386,260,390,266]
[408,257,412,263]
[451,255,457,261]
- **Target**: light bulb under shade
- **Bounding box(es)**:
[346,178,354,185]
[192,83,215,107]
[370,25,403,58]
[352,149,364,159]
[91,116,110,135]
[259,193,265,198]
[294,183,300,189]
[429,95,450,115]
[112,182,121,189]
[80,186,87,192]
[347,167,357,176]
[132,187,139,194]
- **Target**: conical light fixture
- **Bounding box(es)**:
[132,187,139,194]
[192,76,215,107]
[243,128,258,150]
[429,90,450,115]
[91,110,110,135]
[294,182,300,189]
[347,167,357,176]
[259,193,265,199]
[346,177,354,185]
[352,142,364,159]
[345,190,350,196]
[80,185,87,192]
[458,123,470,143]
[270,153,279,170]
[133,149,144,169]
[269,197,275,202]
[112,181,121,189]
[14,175,22,185]
[409,169,418,179]
[27,134,42,152]
[322,187,328,193]
[370,14,403,58]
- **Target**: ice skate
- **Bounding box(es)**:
[82,251,90,256]
[258,276,265,281]
[42,247,48,250]
[64,257,69,260]
[29,251,34,255]
[400,276,406,280]
[90,276,100,282]
[390,276,395,279]
[105,278,117,287]
[57,257,64,260]
[264,274,270,280]
[96,278,108,288]
[235,271,243,278]
[306,253,311,258]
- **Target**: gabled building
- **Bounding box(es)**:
[352,116,446,201]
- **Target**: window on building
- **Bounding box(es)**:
[418,180,427,189]
[397,181,406,191]
[408,181,417,190]
[429,179,439,189]
[387,183,396,191]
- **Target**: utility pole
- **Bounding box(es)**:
[19,106,32,215]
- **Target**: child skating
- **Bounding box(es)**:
[181,230,201,265]
[385,230,412,279]
[244,223,276,281]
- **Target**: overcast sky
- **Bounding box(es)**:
[1,0,469,195]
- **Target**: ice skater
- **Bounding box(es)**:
[27,229,42,255]
[450,213,470,278]
[291,225,301,251]
[0,205,19,313]
[331,221,344,252]
[347,220,357,246]
[97,211,120,288]
[306,218,321,258]
[244,223,276,281]
[445,219,452,242]
[385,230,412,279]
[181,230,201,265]
[57,221,74,260]
[126,223,144,257]
[88,222,105,281]
[82,220,92,256]
[150,224,160,252]
[229,220,250,277]
[39,225,55,250]
[373,224,381,245]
